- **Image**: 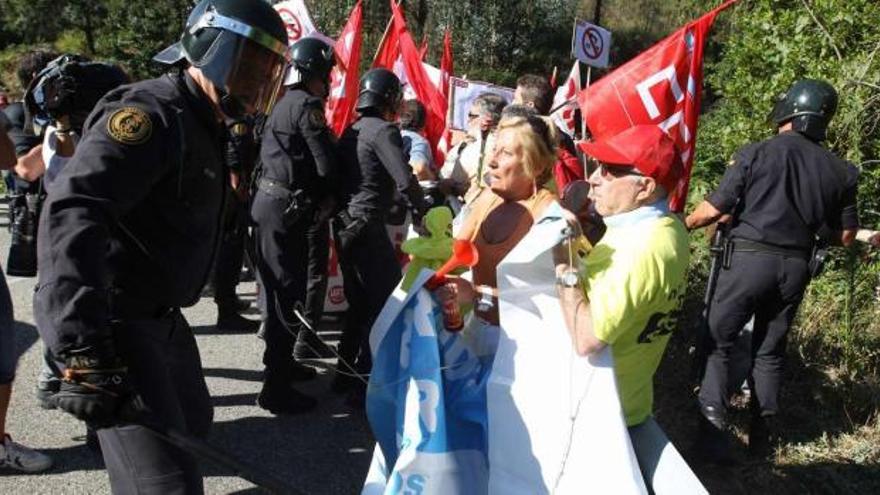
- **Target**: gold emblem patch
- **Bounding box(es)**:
[107,107,152,145]
[308,107,326,128]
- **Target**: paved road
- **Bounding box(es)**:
[0,204,374,494]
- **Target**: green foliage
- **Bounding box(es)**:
[690,0,880,383]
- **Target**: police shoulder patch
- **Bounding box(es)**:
[307,107,326,129]
[106,107,152,145]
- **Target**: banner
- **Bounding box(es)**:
[447,78,515,132]
[577,0,738,211]
[550,61,582,138]
[325,0,363,136]
[572,20,612,68]
[362,203,646,494]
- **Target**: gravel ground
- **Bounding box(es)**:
[0,203,374,494]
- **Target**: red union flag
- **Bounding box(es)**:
[578,0,737,211]
[551,61,581,138]
[326,0,363,136]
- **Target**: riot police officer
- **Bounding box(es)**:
[686,79,859,461]
[333,69,429,405]
[33,0,288,491]
[251,36,338,414]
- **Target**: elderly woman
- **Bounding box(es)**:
[440,114,559,325]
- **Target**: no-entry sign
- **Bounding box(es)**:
[572,20,612,68]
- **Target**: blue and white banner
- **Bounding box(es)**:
[362,202,647,494]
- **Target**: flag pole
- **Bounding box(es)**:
[371,0,403,66]
[581,63,591,178]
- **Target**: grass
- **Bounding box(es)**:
[654,249,880,493]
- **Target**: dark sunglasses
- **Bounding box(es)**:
[598,163,644,180]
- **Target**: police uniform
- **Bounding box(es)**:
[251,87,337,404]
[34,71,225,493]
[335,115,427,383]
[699,130,859,419]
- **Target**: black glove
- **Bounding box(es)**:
[55,354,136,426]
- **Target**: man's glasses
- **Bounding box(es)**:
[598,162,644,180]
[467,112,480,120]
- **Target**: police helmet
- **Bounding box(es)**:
[283,37,335,87]
[154,0,289,119]
[769,79,838,141]
[356,68,402,114]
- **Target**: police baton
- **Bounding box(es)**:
[125,407,303,495]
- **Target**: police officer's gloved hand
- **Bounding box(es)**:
[55,350,137,426]
[412,207,429,237]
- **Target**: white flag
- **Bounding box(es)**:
[274,0,318,45]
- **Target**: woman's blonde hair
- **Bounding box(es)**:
[495,114,559,183]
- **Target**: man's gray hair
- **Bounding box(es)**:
[471,92,507,128]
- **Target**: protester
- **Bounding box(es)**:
[333,68,428,406]
[399,99,435,180]
[439,114,558,326]
[555,125,689,429]
[513,73,584,196]
[438,92,507,203]
[686,79,859,461]
[0,124,53,473]
[252,36,339,414]
[32,0,289,491]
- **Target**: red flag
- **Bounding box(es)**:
[577,0,737,211]
[551,61,581,138]
[418,33,429,61]
[388,0,447,166]
[326,0,363,136]
[440,29,454,100]
[372,12,400,69]
[436,29,454,165]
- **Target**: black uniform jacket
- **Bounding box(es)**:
[259,88,337,203]
[35,72,226,357]
[708,131,859,251]
[337,115,426,219]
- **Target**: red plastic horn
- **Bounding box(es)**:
[425,239,479,289]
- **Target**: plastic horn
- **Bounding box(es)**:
[425,239,479,289]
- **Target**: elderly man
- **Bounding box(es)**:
[556,125,689,428]
[439,92,507,203]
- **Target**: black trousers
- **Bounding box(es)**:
[698,250,810,418]
[212,192,248,308]
[335,219,401,373]
[251,192,328,380]
[99,310,213,494]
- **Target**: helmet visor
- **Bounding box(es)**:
[223,38,286,116]
[197,31,288,117]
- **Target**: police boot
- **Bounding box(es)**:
[293,328,334,360]
[749,409,779,458]
[290,361,317,382]
[216,296,251,313]
[256,374,317,415]
[216,310,260,333]
[692,405,739,465]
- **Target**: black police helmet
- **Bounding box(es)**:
[154,0,289,118]
[285,37,335,86]
[769,79,838,141]
[356,68,402,114]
